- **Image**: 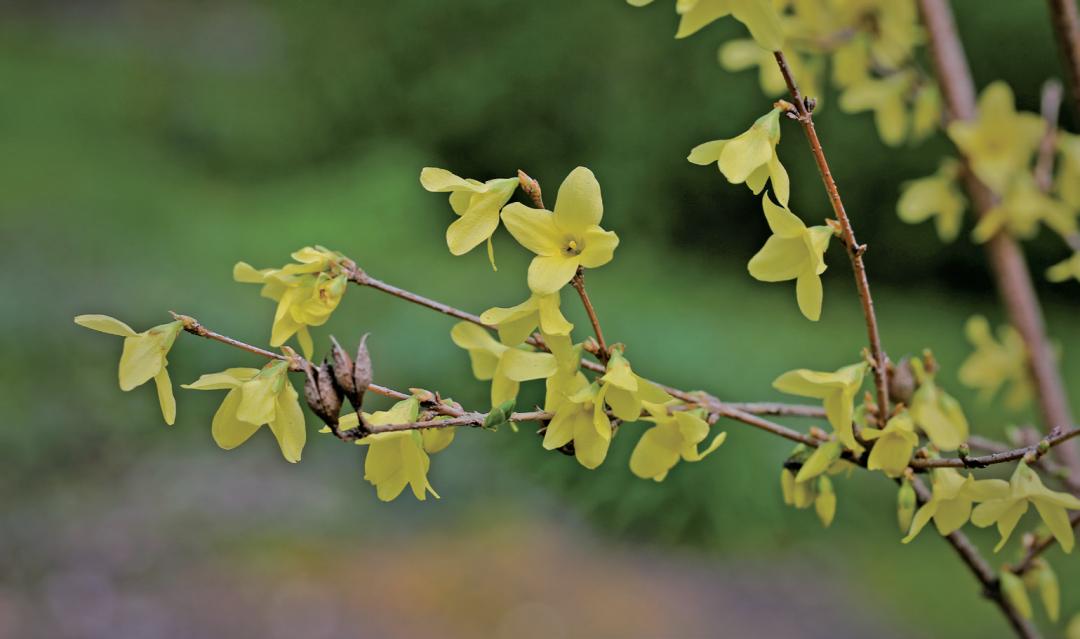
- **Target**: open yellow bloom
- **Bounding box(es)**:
[972,462,1080,552]
[75,315,182,425]
[774,362,866,451]
[902,468,1008,542]
[627,0,783,50]
[862,412,918,478]
[480,292,573,346]
[344,397,452,501]
[420,168,519,268]
[501,167,619,295]
[908,358,968,451]
[630,401,726,481]
[972,176,1077,243]
[897,159,967,242]
[689,108,790,206]
[234,246,348,358]
[450,322,556,407]
[959,315,1031,410]
[182,361,306,463]
[598,350,671,421]
[839,72,914,147]
[747,195,833,321]
[542,374,613,469]
[947,81,1044,194]
[1047,253,1080,284]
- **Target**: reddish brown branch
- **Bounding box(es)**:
[1034,79,1064,192]
[772,51,891,427]
[1047,0,1080,118]
[570,267,610,364]
[1011,511,1080,575]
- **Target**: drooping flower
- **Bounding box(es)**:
[342,397,453,501]
[233,246,349,358]
[908,357,969,451]
[627,0,784,50]
[479,292,573,346]
[773,362,866,451]
[862,412,918,478]
[947,81,1044,194]
[901,468,1009,542]
[630,401,726,481]
[420,168,519,268]
[1047,253,1080,284]
[972,176,1077,242]
[74,314,183,425]
[597,349,671,421]
[689,108,790,206]
[450,322,556,407]
[897,159,967,242]
[747,195,833,321]
[182,361,306,462]
[500,167,620,295]
[958,315,1031,410]
[541,373,613,469]
[781,461,841,528]
[972,461,1080,552]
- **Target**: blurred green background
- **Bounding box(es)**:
[4,0,1080,637]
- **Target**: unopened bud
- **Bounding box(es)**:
[897,480,916,532]
[1037,440,1051,456]
[999,571,1033,619]
[958,443,971,458]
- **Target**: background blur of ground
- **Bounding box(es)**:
[2,0,1078,637]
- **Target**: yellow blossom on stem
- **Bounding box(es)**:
[947,81,1044,194]
[1047,253,1080,284]
[598,349,671,421]
[901,468,1009,542]
[689,108,790,206]
[75,315,183,425]
[182,361,306,463]
[773,362,866,451]
[233,246,348,358]
[908,357,968,451]
[629,401,726,481]
[862,412,918,478]
[747,195,833,321]
[419,168,519,268]
[972,176,1077,243]
[780,455,841,528]
[972,461,1080,552]
[479,292,573,346]
[839,71,914,147]
[719,40,823,106]
[627,0,783,50]
[542,373,613,469]
[958,315,1032,410]
[344,397,452,501]
[500,167,619,295]
[897,158,967,242]
[450,322,556,407]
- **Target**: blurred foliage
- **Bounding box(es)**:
[3,0,1080,635]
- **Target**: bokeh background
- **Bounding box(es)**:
[4,1,1080,637]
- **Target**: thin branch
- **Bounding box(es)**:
[722,402,826,418]
[570,267,609,364]
[911,426,1080,469]
[1046,0,1080,119]
[1034,79,1064,193]
[1011,511,1080,575]
[772,51,891,427]
[918,0,1079,476]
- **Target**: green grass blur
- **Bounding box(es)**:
[3,1,1080,636]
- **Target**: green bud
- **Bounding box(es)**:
[897,479,916,532]
[1000,571,1033,619]
[1036,562,1060,622]
[483,399,516,431]
[815,476,836,527]
[796,440,843,483]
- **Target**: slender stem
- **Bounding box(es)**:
[570,267,609,364]
[911,427,1080,469]
[772,51,890,427]
[1012,512,1080,575]
[1046,0,1080,118]
[723,402,826,418]
[1034,79,1064,193]
[917,0,1079,476]
[712,404,820,447]
[170,312,288,361]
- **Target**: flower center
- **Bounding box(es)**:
[562,238,582,256]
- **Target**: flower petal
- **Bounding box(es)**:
[74,314,137,337]
[553,167,603,234]
[154,368,176,426]
[501,203,562,256]
[527,255,580,295]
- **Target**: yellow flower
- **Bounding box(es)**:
[233,246,348,358]
[747,195,833,321]
[901,468,1008,542]
[972,461,1080,552]
[947,81,1044,193]
[689,108,790,206]
[719,40,823,107]
[1047,253,1080,284]
[629,402,726,481]
[908,357,968,451]
[627,0,783,49]
[500,167,619,295]
[420,168,519,268]
[897,159,967,242]
[1055,132,1080,207]
[598,349,671,421]
[74,314,182,425]
[781,461,841,528]
[182,361,306,463]
[972,176,1077,243]
[450,322,557,407]
[344,397,452,501]
[773,362,866,451]
[479,292,573,346]
[862,412,918,478]
[541,374,613,469]
[958,315,1031,410]
[838,72,913,147]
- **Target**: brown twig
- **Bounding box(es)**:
[570,267,609,364]
[911,426,1080,469]
[917,0,1079,477]
[772,51,891,427]
[1046,0,1080,119]
[1034,79,1064,193]
[1011,511,1080,575]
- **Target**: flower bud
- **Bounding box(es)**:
[1035,562,1060,622]
[999,571,1032,619]
[814,476,836,527]
[897,479,916,532]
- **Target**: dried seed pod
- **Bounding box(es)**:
[351,334,373,405]
[329,335,356,397]
[316,360,343,420]
[302,364,326,417]
[888,357,917,406]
